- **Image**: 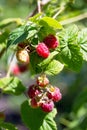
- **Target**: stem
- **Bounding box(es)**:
[0,47,6,59]
[6,52,15,77]
[26,7,38,19]
[37,0,41,13]
[53,6,65,19]
[60,118,70,127]
[60,12,87,25]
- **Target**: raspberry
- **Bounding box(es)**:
[27,85,40,98]
[41,100,54,112]
[30,98,39,108]
[43,34,59,49]
[18,64,28,73]
[47,87,62,102]
[11,64,28,75]
[37,75,49,87]
[16,49,29,64]
[36,43,50,58]
[11,64,20,75]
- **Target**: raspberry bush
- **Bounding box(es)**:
[0,0,87,130]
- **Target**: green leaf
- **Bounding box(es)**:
[45,60,64,75]
[0,122,18,130]
[59,25,78,44]
[39,16,62,29]
[0,30,9,43]
[60,44,83,71]
[7,25,28,48]
[0,18,22,28]
[0,77,25,95]
[59,25,83,71]
[30,51,59,75]
[21,100,57,130]
[38,26,55,41]
[77,28,87,61]
[30,52,43,75]
[73,87,87,113]
[29,13,42,23]
[38,51,58,68]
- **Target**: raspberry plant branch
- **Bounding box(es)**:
[60,12,87,25]
[37,0,41,13]
[1,1,87,130]
[53,4,65,19]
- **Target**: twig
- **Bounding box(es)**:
[60,118,70,127]
[6,52,15,77]
[60,12,87,25]
[37,0,41,13]
[26,0,50,19]
[0,47,6,58]
[26,7,38,19]
[53,6,65,19]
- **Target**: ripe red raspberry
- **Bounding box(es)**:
[47,87,62,102]
[36,43,50,58]
[41,100,54,112]
[30,98,39,108]
[16,49,29,64]
[43,34,59,49]
[37,75,49,87]
[27,85,40,98]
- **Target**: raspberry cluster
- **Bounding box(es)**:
[36,34,59,58]
[27,75,62,112]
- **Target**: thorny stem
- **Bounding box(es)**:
[60,12,87,25]
[6,52,15,77]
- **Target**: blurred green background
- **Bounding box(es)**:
[0,0,87,130]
